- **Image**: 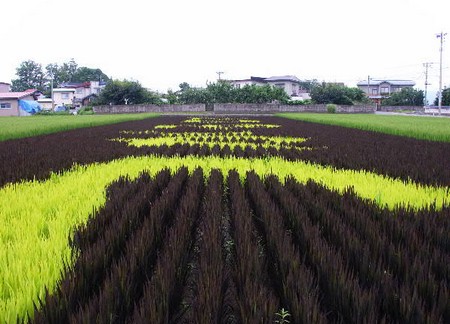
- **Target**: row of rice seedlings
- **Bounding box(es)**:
[226,170,280,321]
[0,154,188,322]
[33,170,172,322]
[255,174,380,322]
[154,124,177,129]
[184,117,253,124]
[245,171,327,323]
[131,168,204,323]
[69,167,190,323]
[114,131,308,152]
[178,170,230,322]
[271,177,448,322]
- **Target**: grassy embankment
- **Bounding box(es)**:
[0,113,159,141]
[277,113,450,143]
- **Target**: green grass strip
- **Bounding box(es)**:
[277,113,450,142]
[0,113,159,141]
[1,155,448,322]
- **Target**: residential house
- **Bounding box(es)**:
[0,89,40,116]
[0,82,10,93]
[37,98,53,110]
[357,79,415,105]
[60,81,105,107]
[52,88,76,109]
[230,75,310,100]
[49,81,105,109]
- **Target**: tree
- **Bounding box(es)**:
[94,80,162,105]
[235,84,290,103]
[310,83,368,105]
[206,80,236,103]
[176,81,290,104]
[11,60,46,92]
[383,88,424,106]
[72,67,109,83]
[298,79,320,92]
[433,88,450,106]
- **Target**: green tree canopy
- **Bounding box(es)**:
[310,83,369,105]
[94,80,162,105]
[433,88,450,106]
[72,67,109,83]
[45,58,78,86]
[383,88,424,106]
[176,80,290,104]
[11,60,46,92]
[12,59,109,96]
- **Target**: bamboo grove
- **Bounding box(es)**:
[0,116,449,323]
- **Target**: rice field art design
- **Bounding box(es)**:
[1,116,449,323]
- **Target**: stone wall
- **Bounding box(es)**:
[215,103,375,114]
[93,104,206,114]
[93,103,376,114]
[378,106,424,112]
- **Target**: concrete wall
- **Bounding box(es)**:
[93,103,206,114]
[378,105,424,112]
[215,103,375,113]
[93,103,376,114]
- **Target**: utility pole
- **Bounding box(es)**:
[216,71,224,81]
[437,32,447,115]
[50,68,54,110]
[423,62,433,106]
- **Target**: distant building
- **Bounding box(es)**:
[230,75,310,100]
[357,79,415,104]
[0,89,40,116]
[52,81,106,109]
[0,82,11,93]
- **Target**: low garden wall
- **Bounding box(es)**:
[93,103,376,114]
[93,104,206,114]
[378,106,424,112]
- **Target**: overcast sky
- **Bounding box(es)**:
[1,0,449,101]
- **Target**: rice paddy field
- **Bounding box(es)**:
[0,115,449,323]
[0,113,159,142]
[277,113,450,143]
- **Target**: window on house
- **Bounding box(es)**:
[372,89,378,95]
[61,93,70,99]
[275,83,285,88]
[380,87,389,95]
[76,88,83,94]
[0,103,11,109]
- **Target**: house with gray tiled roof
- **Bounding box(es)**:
[357,79,415,104]
[230,75,310,100]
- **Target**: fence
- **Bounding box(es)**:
[93,103,376,114]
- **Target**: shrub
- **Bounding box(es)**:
[78,106,94,115]
[326,104,337,113]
